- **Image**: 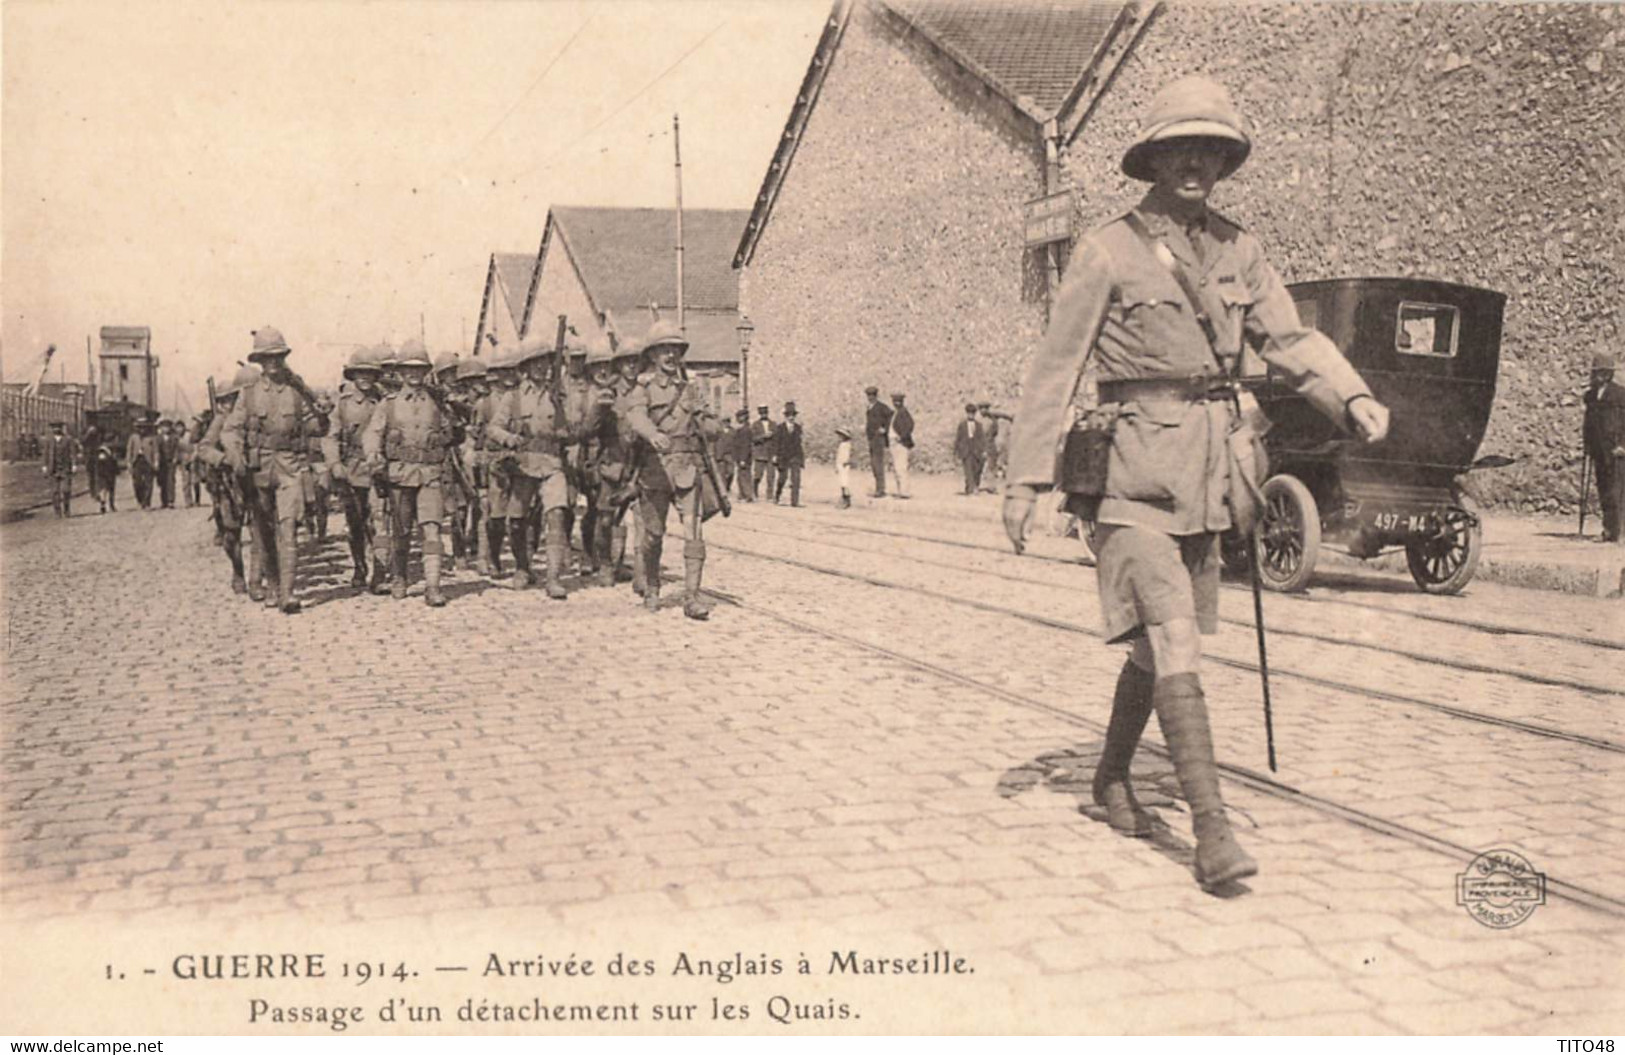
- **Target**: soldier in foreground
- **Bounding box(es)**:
[221,326,331,614]
[480,348,523,578]
[486,338,579,598]
[362,340,464,606]
[614,337,651,595]
[456,356,493,575]
[327,347,385,588]
[624,322,721,619]
[1002,76,1389,890]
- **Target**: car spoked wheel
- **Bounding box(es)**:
[1254,474,1320,592]
[1405,494,1482,595]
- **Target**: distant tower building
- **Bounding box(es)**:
[99,326,158,409]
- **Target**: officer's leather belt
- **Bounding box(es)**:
[388,442,443,463]
[522,438,561,455]
[666,437,705,455]
[1098,375,1231,404]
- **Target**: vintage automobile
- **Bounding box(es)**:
[1227,277,1510,594]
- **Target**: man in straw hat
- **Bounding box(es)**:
[1002,75,1390,891]
[220,325,331,613]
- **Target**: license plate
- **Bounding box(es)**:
[1372,511,1431,534]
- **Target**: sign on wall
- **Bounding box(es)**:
[1023,191,1075,249]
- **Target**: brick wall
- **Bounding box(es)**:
[1064,2,1624,512]
[744,0,1049,470]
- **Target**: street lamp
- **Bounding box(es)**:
[735,314,754,416]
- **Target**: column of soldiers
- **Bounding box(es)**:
[186,319,726,619]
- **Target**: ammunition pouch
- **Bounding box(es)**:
[1059,406,1120,521]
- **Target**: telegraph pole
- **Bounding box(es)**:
[673,113,685,333]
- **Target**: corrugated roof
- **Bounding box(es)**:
[553,206,747,311]
[884,0,1125,119]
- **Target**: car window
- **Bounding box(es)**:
[1396,302,1459,358]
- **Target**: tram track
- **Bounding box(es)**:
[697,530,1625,756]
[697,577,1625,921]
[748,506,1625,653]
[720,518,1623,702]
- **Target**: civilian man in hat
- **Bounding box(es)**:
[220,325,331,613]
[714,410,739,499]
[90,429,120,514]
[1002,75,1388,891]
[1583,349,1625,543]
[625,321,722,619]
[326,346,386,588]
[42,421,77,518]
[363,339,463,606]
[953,403,984,495]
[156,419,181,509]
[774,401,805,507]
[730,408,754,501]
[888,392,915,499]
[127,418,159,510]
[750,404,778,503]
[864,386,893,497]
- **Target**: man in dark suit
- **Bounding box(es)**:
[730,409,754,500]
[954,403,984,495]
[42,421,78,518]
[864,386,892,497]
[157,420,181,508]
[774,401,805,507]
[750,405,777,501]
[1584,350,1625,543]
[888,392,915,498]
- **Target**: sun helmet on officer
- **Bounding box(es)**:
[640,320,689,358]
[247,326,292,363]
[344,346,381,378]
[395,338,433,370]
[1120,75,1252,183]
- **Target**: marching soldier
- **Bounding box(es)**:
[42,421,78,518]
[624,321,722,619]
[455,356,494,575]
[480,347,524,578]
[434,351,471,570]
[303,396,334,541]
[583,335,633,587]
[485,338,586,598]
[196,364,261,594]
[127,419,158,510]
[560,339,596,578]
[220,325,331,613]
[614,336,652,595]
[1003,75,1388,890]
[325,346,386,588]
[362,339,464,607]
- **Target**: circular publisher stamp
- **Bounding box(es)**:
[1456,848,1546,929]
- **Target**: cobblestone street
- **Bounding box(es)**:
[3,480,1622,1034]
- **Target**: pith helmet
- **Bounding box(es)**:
[457,357,489,381]
[344,347,381,376]
[1121,75,1251,183]
[584,335,615,367]
[248,325,292,362]
[610,336,640,362]
[374,343,400,367]
[395,338,432,369]
[486,344,520,372]
[640,320,689,356]
[434,351,461,376]
[515,336,553,368]
[567,337,591,360]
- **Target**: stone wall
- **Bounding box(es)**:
[1064,1,1624,511]
[743,0,1049,469]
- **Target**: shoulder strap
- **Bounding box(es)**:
[1122,211,1233,378]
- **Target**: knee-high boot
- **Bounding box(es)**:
[1154,673,1257,889]
[580,506,599,573]
[246,523,266,602]
[225,533,246,594]
[544,508,569,600]
[474,503,492,574]
[391,529,411,600]
[682,539,711,620]
[596,518,617,587]
[1093,659,1157,837]
[276,518,302,613]
[487,517,506,576]
[642,531,663,611]
[509,517,532,588]
[629,513,647,596]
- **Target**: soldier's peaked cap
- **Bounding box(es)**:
[395,338,432,369]
[1121,75,1251,183]
[248,326,292,361]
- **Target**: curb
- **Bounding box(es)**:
[843,485,1624,600]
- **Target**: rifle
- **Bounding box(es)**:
[678,363,731,519]
[206,376,219,418]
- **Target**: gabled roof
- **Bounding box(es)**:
[734,0,1130,268]
[492,252,535,331]
[886,0,1126,120]
[549,206,747,313]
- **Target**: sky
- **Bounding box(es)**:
[1,0,829,411]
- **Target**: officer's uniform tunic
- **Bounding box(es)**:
[626,368,719,544]
[1008,197,1371,642]
[486,380,573,514]
[326,382,384,571]
[221,377,328,523]
[362,386,457,531]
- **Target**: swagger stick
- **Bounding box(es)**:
[1248,542,1278,772]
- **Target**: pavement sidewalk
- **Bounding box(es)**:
[791,464,1625,599]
